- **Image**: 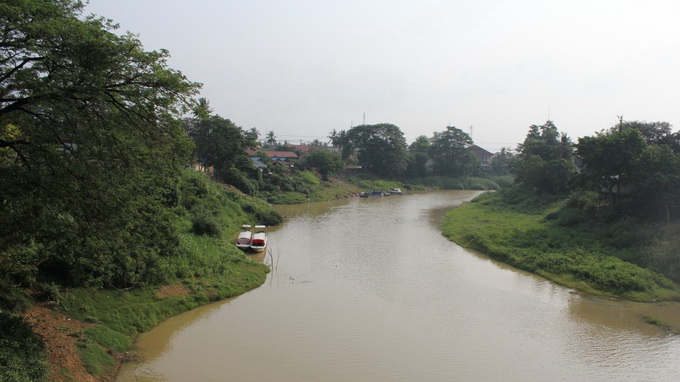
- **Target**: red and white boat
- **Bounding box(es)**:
[249,225,267,252]
[235,225,253,250]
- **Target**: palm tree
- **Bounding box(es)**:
[192,97,213,119]
[266,131,276,147]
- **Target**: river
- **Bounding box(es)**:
[116,191,680,382]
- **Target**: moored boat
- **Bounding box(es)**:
[389,188,403,195]
[235,225,253,250]
[250,225,267,252]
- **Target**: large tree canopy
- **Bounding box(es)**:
[576,128,646,204]
[335,123,408,178]
[0,0,199,288]
[428,126,477,177]
[512,121,575,195]
[577,126,680,220]
[188,113,259,193]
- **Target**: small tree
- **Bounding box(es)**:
[299,150,344,180]
[512,121,575,195]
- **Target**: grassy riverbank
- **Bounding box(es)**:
[441,190,680,302]
[1,170,276,382]
[261,173,509,204]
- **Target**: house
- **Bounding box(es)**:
[468,144,495,171]
[265,150,299,160]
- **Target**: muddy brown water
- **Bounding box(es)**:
[116,191,680,382]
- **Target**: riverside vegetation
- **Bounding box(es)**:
[442,188,680,302]
[441,119,680,304]
[1,170,279,381]
[3,1,680,381]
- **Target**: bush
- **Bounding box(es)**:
[546,207,589,227]
[0,312,49,382]
[190,209,222,237]
[0,280,32,311]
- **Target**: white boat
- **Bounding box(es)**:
[235,225,253,250]
[389,188,403,195]
[249,225,267,252]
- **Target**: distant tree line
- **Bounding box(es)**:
[329,124,504,180]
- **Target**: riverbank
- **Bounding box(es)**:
[1,170,277,382]
[261,173,511,204]
[22,262,268,381]
[441,191,680,302]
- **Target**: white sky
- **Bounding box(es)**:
[85,0,680,152]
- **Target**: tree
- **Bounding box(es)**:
[192,97,214,119]
[620,120,680,153]
[191,115,258,183]
[512,121,575,194]
[329,128,352,159]
[299,150,344,180]
[576,128,646,205]
[577,126,680,220]
[428,126,478,177]
[0,0,199,288]
[491,147,513,175]
[342,124,408,178]
[632,144,680,222]
[409,135,431,155]
[266,131,277,146]
[403,135,431,178]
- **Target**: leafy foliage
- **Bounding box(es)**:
[1,0,199,288]
[576,123,680,221]
[188,114,259,192]
[334,123,408,178]
[428,126,478,177]
[0,312,49,382]
[512,121,575,195]
[298,150,344,180]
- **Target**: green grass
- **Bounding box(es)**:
[57,262,267,336]
[77,342,114,377]
[441,191,680,301]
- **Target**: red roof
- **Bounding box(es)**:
[265,150,299,159]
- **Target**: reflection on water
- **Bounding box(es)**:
[117,191,680,382]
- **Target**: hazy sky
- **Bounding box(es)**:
[85,0,680,152]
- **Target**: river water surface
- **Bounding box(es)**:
[116,191,680,382]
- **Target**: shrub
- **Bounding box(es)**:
[546,207,589,227]
[190,210,222,237]
[0,312,49,382]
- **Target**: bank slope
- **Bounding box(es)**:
[441,192,680,302]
